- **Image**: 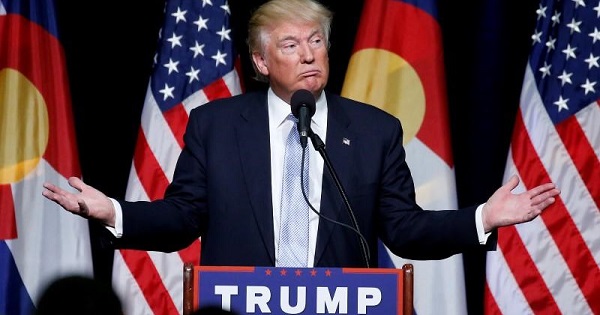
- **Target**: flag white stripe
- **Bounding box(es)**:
[112,252,153,315]
[486,249,534,314]
[8,160,93,304]
[182,89,208,114]
[124,165,150,201]
[223,70,243,98]
[575,102,600,158]
[390,138,466,315]
[140,87,182,182]
[148,251,185,314]
[406,140,458,209]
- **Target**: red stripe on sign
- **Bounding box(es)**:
[511,110,600,313]
[554,115,600,210]
[133,129,170,200]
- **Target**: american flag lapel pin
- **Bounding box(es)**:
[342,138,350,146]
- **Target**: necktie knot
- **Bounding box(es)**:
[288,113,298,124]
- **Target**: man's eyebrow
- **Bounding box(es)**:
[277,29,323,43]
[278,35,299,42]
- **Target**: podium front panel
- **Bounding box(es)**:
[189,266,405,315]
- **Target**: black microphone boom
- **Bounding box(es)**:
[308,132,371,268]
[290,89,316,148]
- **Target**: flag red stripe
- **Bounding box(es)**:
[497,225,560,313]
[0,184,17,239]
[203,78,232,101]
[483,283,503,315]
[234,56,246,92]
[121,249,179,314]
[511,110,600,312]
[554,115,600,210]
[133,129,170,200]
[163,104,189,149]
[177,240,201,265]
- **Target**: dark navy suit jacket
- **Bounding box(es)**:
[114,91,493,267]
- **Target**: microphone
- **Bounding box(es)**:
[290,89,316,148]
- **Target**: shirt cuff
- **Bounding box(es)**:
[105,198,123,238]
[475,203,492,244]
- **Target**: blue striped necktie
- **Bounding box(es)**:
[277,115,310,267]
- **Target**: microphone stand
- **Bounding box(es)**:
[308,130,371,268]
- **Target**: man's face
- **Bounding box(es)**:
[252,20,329,103]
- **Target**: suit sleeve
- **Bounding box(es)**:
[377,117,494,260]
[112,109,209,252]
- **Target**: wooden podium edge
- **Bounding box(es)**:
[403,263,414,315]
[183,263,194,315]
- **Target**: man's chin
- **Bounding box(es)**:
[297,80,325,95]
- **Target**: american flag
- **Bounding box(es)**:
[484,0,599,314]
[111,0,242,314]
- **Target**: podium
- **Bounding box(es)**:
[183,263,413,315]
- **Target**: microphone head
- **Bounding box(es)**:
[290,89,316,119]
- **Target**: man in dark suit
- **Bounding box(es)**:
[42,0,559,268]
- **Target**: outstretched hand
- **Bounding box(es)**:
[42,177,116,227]
[482,175,560,232]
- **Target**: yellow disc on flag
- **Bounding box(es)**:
[0,68,49,184]
[342,48,425,144]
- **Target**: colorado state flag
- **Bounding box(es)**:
[0,1,93,314]
[342,0,466,314]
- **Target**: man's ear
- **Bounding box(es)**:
[251,52,269,76]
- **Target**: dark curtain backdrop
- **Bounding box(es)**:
[54,1,538,314]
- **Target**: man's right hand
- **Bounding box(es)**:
[42,177,116,227]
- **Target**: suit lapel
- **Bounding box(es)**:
[314,93,356,265]
[235,93,276,264]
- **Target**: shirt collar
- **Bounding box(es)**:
[267,88,327,129]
